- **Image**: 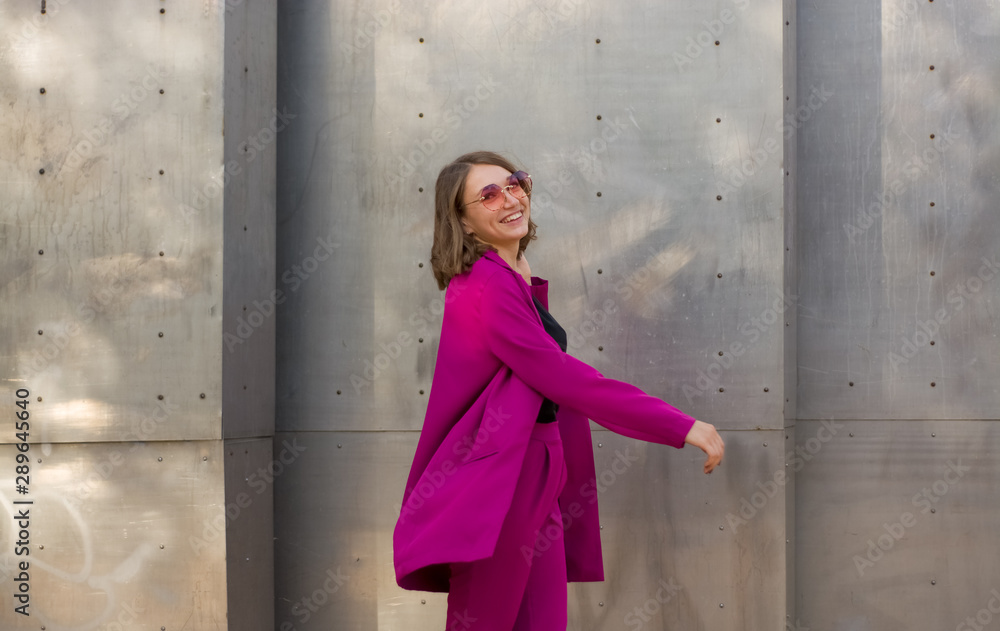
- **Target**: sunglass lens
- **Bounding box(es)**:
[510,171,531,196]
[479,184,503,210]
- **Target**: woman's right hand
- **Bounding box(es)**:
[684,420,725,474]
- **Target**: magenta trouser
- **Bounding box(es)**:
[446,421,569,631]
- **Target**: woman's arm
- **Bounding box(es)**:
[480,267,721,467]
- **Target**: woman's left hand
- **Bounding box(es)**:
[684,420,725,474]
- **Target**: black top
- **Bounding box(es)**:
[532,295,567,423]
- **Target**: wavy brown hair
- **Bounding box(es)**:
[430,151,537,290]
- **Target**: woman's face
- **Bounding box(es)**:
[459,163,530,252]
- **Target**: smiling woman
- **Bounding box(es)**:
[429,152,538,291]
[394,151,723,631]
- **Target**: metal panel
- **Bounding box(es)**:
[2,2,275,629]
[222,0,278,441]
[796,0,1000,420]
[795,419,1000,630]
[0,440,226,629]
[0,0,225,444]
[225,437,275,631]
[273,429,786,630]
[276,0,788,435]
[275,0,789,628]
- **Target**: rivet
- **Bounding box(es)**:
[418,187,424,193]
[597,115,602,120]
[158,457,163,462]
[718,387,725,393]
[598,345,604,351]
[419,389,425,395]
[203,456,207,461]
[716,118,721,123]
[418,262,423,267]
[931,507,936,513]
[717,273,723,278]
[932,433,936,438]
[849,381,854,387]
[244,226,247,231]
[718,351,724,356]
[158,332,164,337]
[39,168,45,174]
[418,112,424,118]
[246,557,250,562]
[930,341,935,346]
[786,21,790,25]
[764,387,769,392]
[931,382,936,387]
[599,601,605,607]
[596,191,602,197]
[160,544,165,549]
[930,134,936,139]
[159,89,164,94]
[200,393,206,398]
[159,169,165,175]
[763,442,768,447]
[39,545,44,550]
[38,250,44,255]
[160,8,165,13]
[929,65,935,70]
[419,38,424,43]
[930,202,935,207]
[336,389,342,395]
[849,432,854,437]
[930,270,935,276]
[38,330,43,335]
[714,40,720,45]
[931,580,936,585]
[418,338,424,343]
[720,603,725,608]
[597,268,603,274]
[595,38,601,44]
[716,195,722,201]
[337,443,342,448]
[40,87,46,94]
[157,394,164,400]
[598,443,603,448]
[159,251,164,256]
[421,599,426,604]
[719,525,724,530]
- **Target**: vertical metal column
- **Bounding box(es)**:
[0,2,275,629]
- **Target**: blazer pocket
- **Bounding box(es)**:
[460,447,500,465]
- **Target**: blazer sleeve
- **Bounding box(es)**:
[480,269,696,448]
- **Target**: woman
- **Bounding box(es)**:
[393,151,724,630]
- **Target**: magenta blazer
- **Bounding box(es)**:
[393,250,697,592]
